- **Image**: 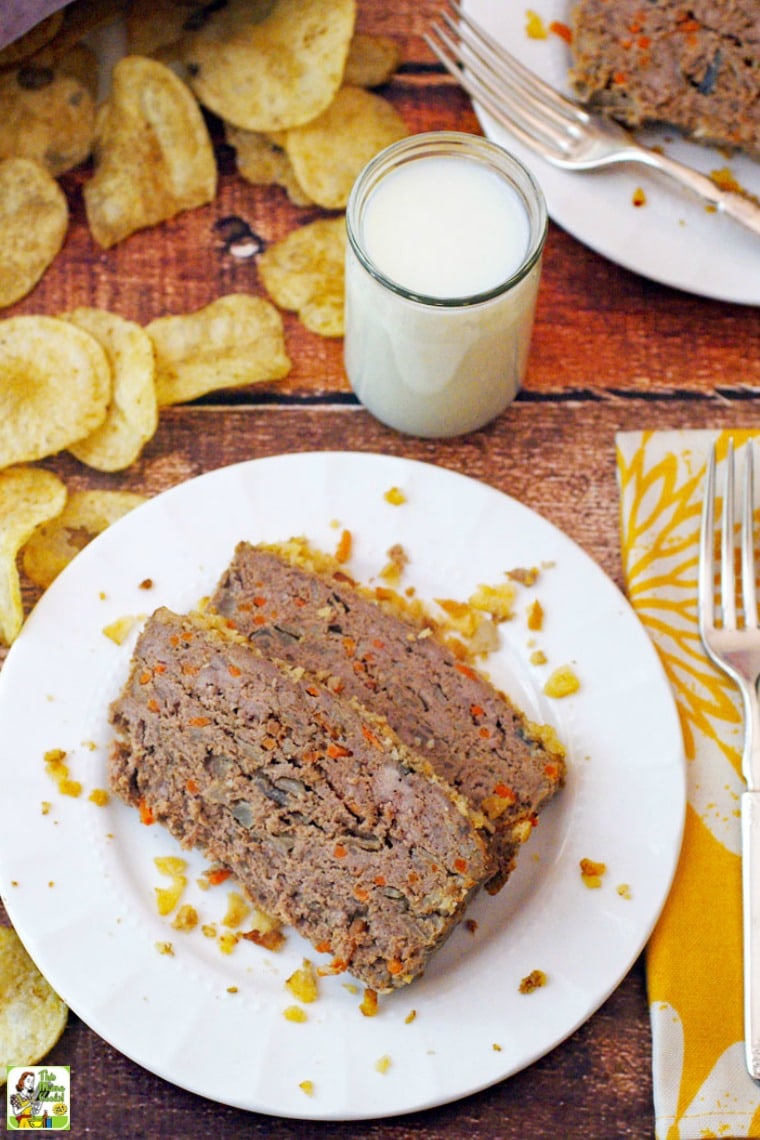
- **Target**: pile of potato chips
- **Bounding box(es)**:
[0,0,410,652]
[0,0,407,313]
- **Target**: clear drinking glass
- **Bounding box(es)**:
[344,132,548,438]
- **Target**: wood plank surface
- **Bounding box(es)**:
[1,0,759,1134]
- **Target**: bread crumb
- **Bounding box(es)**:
[632,187,647,207]
[519,968,547,993]
[359,988,379,1017]
[617,883,633,900]
[580,858,607,888]
[529,649,547,666]
[218,932,239,955]
[384,486,407,505]
[88,788,110,806]
[102,614,139,644]
[171,904,199,932]
[44,750,82,798]
[543,665,580,698]
[155,941,174,956]
[153,855,188,916]
[299,1080,315,1096]
[286,959,319,1003]
[492,1043,503,1051]
[283,1005,308,1023]
[525,9,548,39]
[526,599,544,631]
[405,1009,417,1024]
[375,1054,392,1074]
[41,801,52,815]
[221,890,251,929]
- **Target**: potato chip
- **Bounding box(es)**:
[0,12,64,69]
[0,315,110,468]
[146,293,291,406]
[0,65,95,176]
[0,926,68,1082]
[23,489,146,589]
[282,86,408,209]
[0,467,67,645]
[30,0,128,68]
[54,42,100,98]
[183,0,356,131]
[0,158,68,309]
[0,921,69,1080]
[224,124,313,206]
[258,217,346,337]
[83,55,217,249]
[126,0,202,58]
[62,308,158,471]
[343,33,402,88]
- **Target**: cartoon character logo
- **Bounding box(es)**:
[8,1070,50,1129]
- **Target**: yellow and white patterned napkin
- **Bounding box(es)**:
[617,429,760,1140]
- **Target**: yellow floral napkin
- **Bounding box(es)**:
[617,429,760,1140]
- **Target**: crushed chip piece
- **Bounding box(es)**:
[0,467,66,645]
[22,489,146,589]
[0,315,110,469]
[63,308,158,471]
[0,66,95,176]
[183,0,357,132]
[282,86,408,210]
[259,217,346,337]
[0,158,68,309]
[0,926,68,1082]
[147,294,291,405]
[84,54,217,248]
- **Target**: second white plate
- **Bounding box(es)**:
[464,0,760,305]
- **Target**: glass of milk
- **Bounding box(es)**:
[344,132,547,438]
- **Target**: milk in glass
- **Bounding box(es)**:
[344,133,547,438]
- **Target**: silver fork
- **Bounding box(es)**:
[699,440,760,1081]
[424,3,760,239]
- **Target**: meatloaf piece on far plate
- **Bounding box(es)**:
[210,540,566,895]
[569,0,760,156]
[109,607,491,993]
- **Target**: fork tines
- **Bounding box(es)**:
[423,2,589,161]
[700,439,758,634]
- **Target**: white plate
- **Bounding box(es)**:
[0,452,684,1120]
[464,0,760,305]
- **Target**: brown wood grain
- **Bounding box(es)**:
[2,0,759,1133]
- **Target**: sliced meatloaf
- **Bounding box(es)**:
[108,607,490,993]
[210,540,566,894]
[569,0,760,156]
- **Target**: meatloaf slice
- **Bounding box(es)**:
[569,0,760,156]
[108,607,490,993]
[210,540,566,894]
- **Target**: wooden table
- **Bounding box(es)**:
[2,3,759,1135]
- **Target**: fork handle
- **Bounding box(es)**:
[742,791,760,1081]
[637,147,760,239]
